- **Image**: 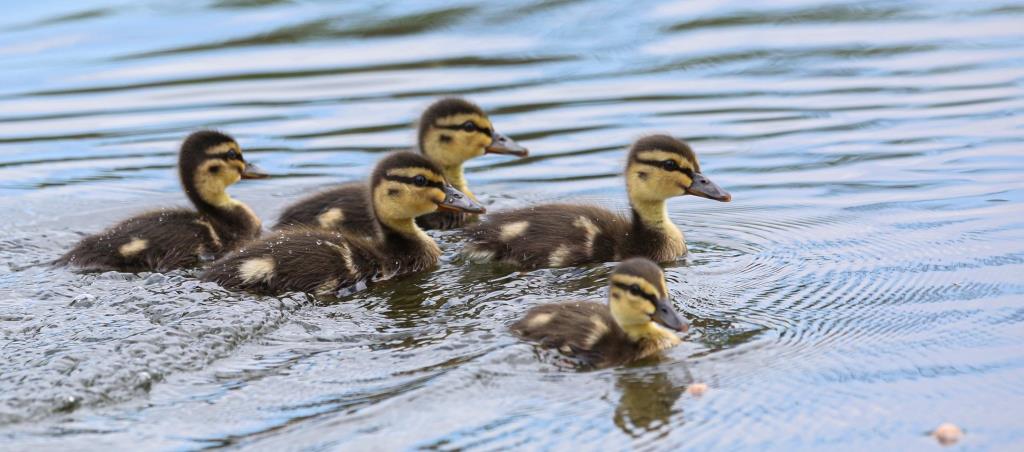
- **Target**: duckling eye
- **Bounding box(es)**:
[629,284,642,296]
[225,150,238,160]
[461,121,478,133]
[661,160,679,171]
[413,175,427,187]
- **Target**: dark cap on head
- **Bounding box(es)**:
[417,98,487,146]
[181,130,235,154]
[612,258,667,297]
[178,129,237,171]
[628,135,699,172]
[370,151,444,187]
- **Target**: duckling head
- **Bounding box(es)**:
[608,258,689,338]
[179,130,267,207]
[625,135,730,204]
[418,98,528,171]
[370,151,486,226]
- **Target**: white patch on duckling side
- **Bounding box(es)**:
[573,216,600,255]
[238,257,275,283]
[316,278,340,296]
[195,220,221,248]
[464,246,496,263]
[548,245,573,267]
[317,208,344,229]
[526,312,553,329]
[324,240,353,273]
[582,315,610,348]
[119,238,148,257]
[499,221,530,242]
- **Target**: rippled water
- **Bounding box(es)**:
[2,0,1023,449]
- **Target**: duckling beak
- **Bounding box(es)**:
[437,185,486,214]
[485,131,528,157]
[241,162,269,180]
[652,298,689,332]
[686,173,731,202]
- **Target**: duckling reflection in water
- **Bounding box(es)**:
[614,372,686,436]
[202,152,484,296]
[56,130,267,272]
[465,135,730,269]
[275,98,527,234]
[511,258,689,368]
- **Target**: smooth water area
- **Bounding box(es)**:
[1,0,1023,449]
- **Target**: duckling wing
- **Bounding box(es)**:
[465,204,628,269]
[200,228,382,295]
[511,301,627,367]
[274,183,379,237]
[56,209,222,272]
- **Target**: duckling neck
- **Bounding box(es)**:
[441,164,476,200]
[377,216,440,254]
[185,183,261,242]
[631,199,670,229]
[627,198,685,259]
[631,200,682,238]
[621,322,682,359]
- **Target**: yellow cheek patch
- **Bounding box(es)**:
[428,187,446,204]
[678,173,693,187]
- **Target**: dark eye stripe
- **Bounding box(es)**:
[384,174,445,189]
[634,158,694,177]
[211,151,244,162]
[612,282,660,304]
[435,123,492,136]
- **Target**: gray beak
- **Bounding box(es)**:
[437,185,486,214]
[241,162,269,179]
[485,131,529,157]
[686,172,730,202]
[652,298,689,332]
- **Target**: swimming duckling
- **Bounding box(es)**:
[56,130,267,272]
[511,258,689,368]
[201,151,484,295]
[274,97,526,234]
[464,135,730,269]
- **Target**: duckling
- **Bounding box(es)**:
[201,151,484,295]
[55,130,267,272]
[464,135,731,269]
[511,258,689,368]
[274,97,526,235]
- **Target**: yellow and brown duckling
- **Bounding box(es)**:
[464,135,730,269]
[512,258,689,368]
[56,130,267,272]
[201,151,484,296]
[274,97,526,234]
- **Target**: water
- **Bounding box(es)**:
[2,0,1023,449]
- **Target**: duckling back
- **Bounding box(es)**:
[273,183,379,239]
[464,203,634,268]
[512,301,638,368]
[56,209,226,272]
